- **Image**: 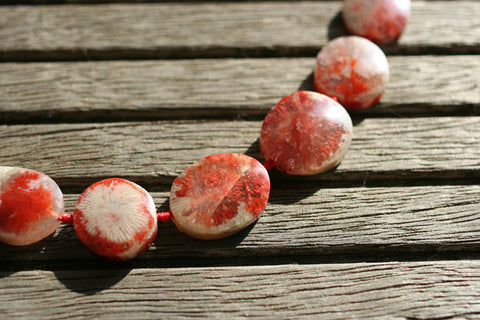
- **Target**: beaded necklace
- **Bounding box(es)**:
[0,0,410,261]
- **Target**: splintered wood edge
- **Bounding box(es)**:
[0,2,479,60]
[1,261,480,319]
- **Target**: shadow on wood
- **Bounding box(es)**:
[244,137,263,161]
[298,71,316,92]
[154,218,259,253]
[54,268,132,295]
[328,11,350,41]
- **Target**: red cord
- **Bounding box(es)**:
[157,211,172,222]
[58,213,74,225]
[59,211,172,223]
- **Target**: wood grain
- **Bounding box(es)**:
[1,1,479,61]
[2,184,480,263]
[1,0,479,318]
[0,117,478,185]
[2,261,480,319]
[1,56,479,122]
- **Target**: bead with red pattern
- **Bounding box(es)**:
[260,91,352,175]
[0,166,64,246]
[314,36,389,110]
[342,0,411,44]
[73,178,157,260]
[169,153,270,240]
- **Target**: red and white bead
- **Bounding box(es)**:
[169,153,270,240]
[314,36,389,110]
[260,91,353,175]
[342,0,411,44]
[73,178,157,260]
[0,166,64,246]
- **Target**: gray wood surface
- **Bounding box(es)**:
[2,185,480,264]
[2,0,480,318]
[1,117,479,184]
[1,56,479,122]
[2,261,480,319]
[1,1,479,61]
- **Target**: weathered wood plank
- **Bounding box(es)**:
[2,185,480,263]
[1,1,477,318]
[2,261,480,319]
[1,56,479,122]
[1,1,479,61]
[0,117,478,185]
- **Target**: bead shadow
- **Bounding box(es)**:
[54,268,132,295]
[244,137,263,161]
[52,226,133,294]
[267,174,335,205]
[0,226,80,271]
[328,11,350,41]
[297,71,316,92]
[0,270,13,279]
[157,197,170,214]
[0,244,15,277]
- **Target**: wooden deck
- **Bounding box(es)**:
[1,0,480,318]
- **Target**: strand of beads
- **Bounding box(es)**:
[0,91,352,260]
[170,91,353,241]
[0,0,408,260]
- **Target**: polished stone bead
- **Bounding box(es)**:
[0,166,64,246]
[170,153,270,240]
[342,0,411,44]
[74,178,157,260]
[260,91,353,175]
[314,36,389,110]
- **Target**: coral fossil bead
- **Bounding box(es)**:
[0,166,64,246]
[314,36,389,110]
[260,91,353,175]
[342,0,411,45]
[169,153,270,240]
[74,178,157,260]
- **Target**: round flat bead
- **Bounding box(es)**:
[342,0,411,44]
[169,153,270,240]
[260,91,353,175]
[0,166,64,246]
[73,178,157,260]
[314,36,389,110]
